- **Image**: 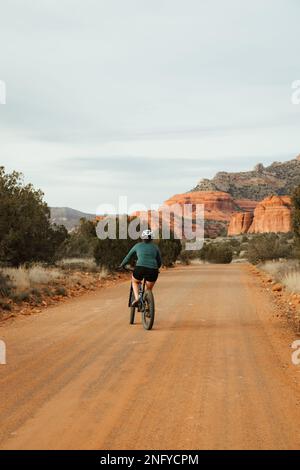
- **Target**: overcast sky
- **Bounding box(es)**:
[0,0,299,213]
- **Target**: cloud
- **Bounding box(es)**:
[0,0,299,211]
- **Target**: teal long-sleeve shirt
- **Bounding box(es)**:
[121,242,162,269]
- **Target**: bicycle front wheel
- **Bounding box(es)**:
[142,290,155,330]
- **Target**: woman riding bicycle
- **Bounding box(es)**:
[120,229,162,308]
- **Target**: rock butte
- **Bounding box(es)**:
[228,212,254,236]
[163,191,241,222]
[133,192,292,238]
[228,196,292,236]
[132,191,258,238]
[96,190,292,238]
[248,195,292,234]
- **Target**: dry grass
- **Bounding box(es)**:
[58,258,98,272]
[2,267,30,292]
[0,260,111,313]
[2,265,62,293]
[98,267,109,279]
[28,266,61,285]
[260,260,300,293]
[1,260,109,297]
[281,271,300,293]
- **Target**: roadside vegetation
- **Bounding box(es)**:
[0,167,68,267]
[220,186,300,297]
[260,260,300,293]
[0,262,111,313]
[199,242,233,264]
[0,167,184,316]
[250,187,300,297]
[3,164,300,317]
[246,233,292,264]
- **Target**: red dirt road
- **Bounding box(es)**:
[1,264,300,450]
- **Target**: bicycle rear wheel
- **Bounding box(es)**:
[130,306,136,325]
[129,286,136,325]
[142,290,155,330]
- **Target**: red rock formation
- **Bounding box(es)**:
[248,196,292,234]
[235,199,258,212]
[134,192,292,238]
[228,212,254,236]
[163,191,240,222]
[134,192,261,238]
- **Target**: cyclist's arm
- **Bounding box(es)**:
[120,245,137,267]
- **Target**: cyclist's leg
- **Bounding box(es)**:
[145,281,156,291]
[132,276,141,301]
[132,267,144,303]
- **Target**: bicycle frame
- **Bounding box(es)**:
[126,270,155,330]
[128,279,146,311]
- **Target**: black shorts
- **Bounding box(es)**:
[133,266,159,283]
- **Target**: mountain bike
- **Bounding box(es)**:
[122,266,155,330]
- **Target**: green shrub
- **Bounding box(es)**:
[0,272,12,297]
[0,167,68,266]
[61,219,98,258]
[94,238,136,272]
[228,238,241,248]
[281,232,294,242]
[31,287,41,297]
[94,216,137,271]
[293,244,300,260]
[55,286,68,296]
[292,186,300,238]
[31,287,42,304]
[12,291,31,303]
[158,239,182,267]
[0,300,12,311]
[200,243,233,264]
[247,234,290,265]
[178,251,192,265]
[42,287,52,296]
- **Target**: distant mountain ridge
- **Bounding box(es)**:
[51,155,300,236]
[192,155,300,200]
[50,207,95,231]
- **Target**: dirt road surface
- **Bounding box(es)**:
[1,264,300,450]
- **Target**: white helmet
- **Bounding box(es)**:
[141,229,154,240]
